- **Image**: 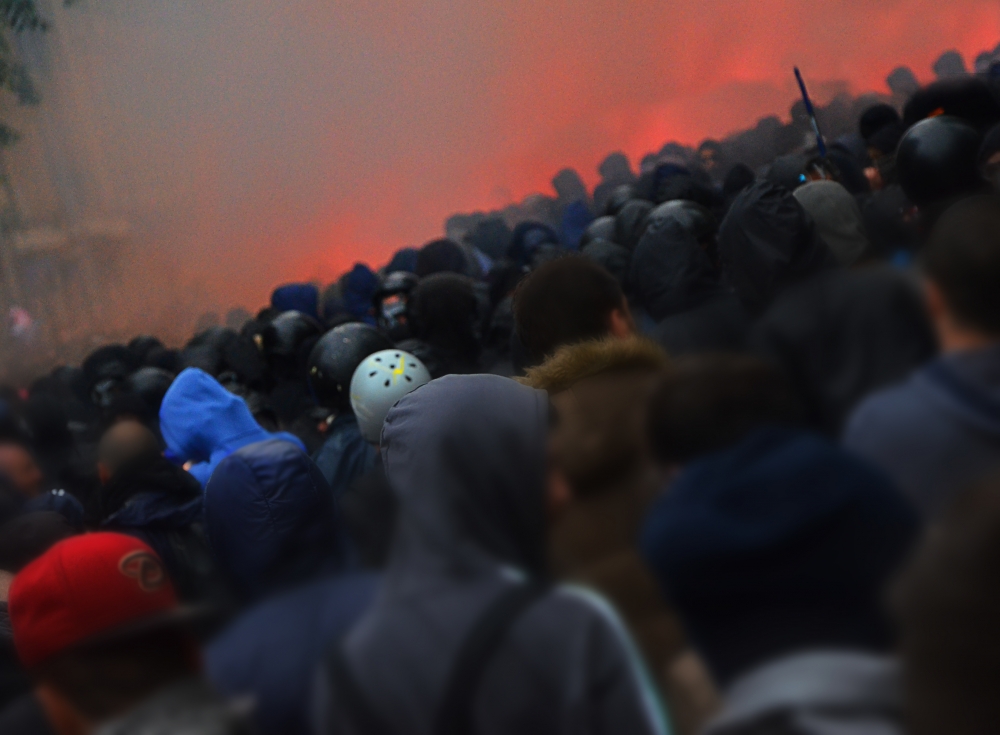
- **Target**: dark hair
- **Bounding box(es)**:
[922,195,1000,336]
[34,629,198,722]
[893,476,1000,735]
[647,354,802,464]
[512,255,625,366]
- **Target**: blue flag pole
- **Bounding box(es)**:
[794,67,827,158]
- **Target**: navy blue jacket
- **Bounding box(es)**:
[205,573,377,735]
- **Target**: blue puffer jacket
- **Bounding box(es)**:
[159,368,305,487]
[204,438,346,604]
[203,438,373,735]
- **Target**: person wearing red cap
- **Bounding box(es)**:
[6,533,251,735]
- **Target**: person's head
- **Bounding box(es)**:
[513,255,633,367]
[641,428,921,688]
[921,194,1000,351]
[0,511,76,600]
[307,323,394,413]
[415,239,466,278]
[718,180,836,313]
[408,273,483,363]
[896,116,984,213]
[522,336,669,498]
[205,439,343,602]
[381,375,553,575]
[8,533,198,735]
[646,355,802,469]
[349,350,431,444]
[892,476,1000,735]
[859,103,902,143]
[793,180,870,265]
[97,420,160,485]
[0,441,44,499]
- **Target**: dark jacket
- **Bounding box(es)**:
[317,375,670,735]
[718,181,837,315]
[205,439,346,604]
[0,693,54,735]
[206,574,377,735]
[751,267,936,436]
[0,603,29,711]
[159,368,305,487]
[99,455,219,603]
[311,414,379,502]
[844,345,1000,518]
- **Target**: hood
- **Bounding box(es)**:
[793,181,870,266]
[614,200,654,251]
[386,247,419,274]
[160,368,275,465]
[97,453,203,523]
[271,283,320,321]
[341,264,379,324]
[381,375,549,579]
[917,346,1000,436]
[719,180,837,313]
[205,438,344,602]
[410,274,482,361]
[630,216,722,321]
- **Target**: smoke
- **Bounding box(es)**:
[9,0,1000,327]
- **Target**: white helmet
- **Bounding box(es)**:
[350,349,432,443]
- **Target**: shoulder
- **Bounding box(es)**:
[843,375,934,447]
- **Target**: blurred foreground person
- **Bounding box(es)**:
[205,439,376,735]
[846,195,1000,517]
[642,429,920,735]
[893,476,1000,735]
[95,420,220,603]
[317,375,670,735]
[8,533,251,735]
[513,255,635,369]
[307,324,392,499]
[159,368,304,488]
[338,350,431,568]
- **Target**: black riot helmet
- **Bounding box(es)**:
[375,271,420,341]
[307,323,392,411]
[125,367,175,416]
[261,311,323,359]
[897,116,984,209]
[581,216,617,249]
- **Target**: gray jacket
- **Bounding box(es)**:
[316,374,670,735]
[704,651,901,735]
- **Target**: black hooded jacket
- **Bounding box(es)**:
[719,180,838,315]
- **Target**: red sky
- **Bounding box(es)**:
[46,0,1000,311]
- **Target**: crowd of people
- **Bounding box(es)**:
[1,55,1000,735]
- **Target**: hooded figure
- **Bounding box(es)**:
[581,238,631,287]
[641,428,920,735]
[317,375,670,735]
[271,283,320,322]
[793,181,870,266]
[159,368,305,487]
[400,273,482,378]
[204,439,376,735]
[635,204,751,355]
[615,200,655,252]
[340,265,380,325]
[416,239,467,278]
[719,180,837,315]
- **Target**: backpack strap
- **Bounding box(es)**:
[433,580,550,735]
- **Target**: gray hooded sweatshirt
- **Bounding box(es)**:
[315,374,670,735]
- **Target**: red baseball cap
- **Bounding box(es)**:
[9,532,181,669]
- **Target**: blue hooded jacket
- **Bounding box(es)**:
[271,283,320,321]
[159,368,305,487]
[203,439,377,735]
[342,264,379,325]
